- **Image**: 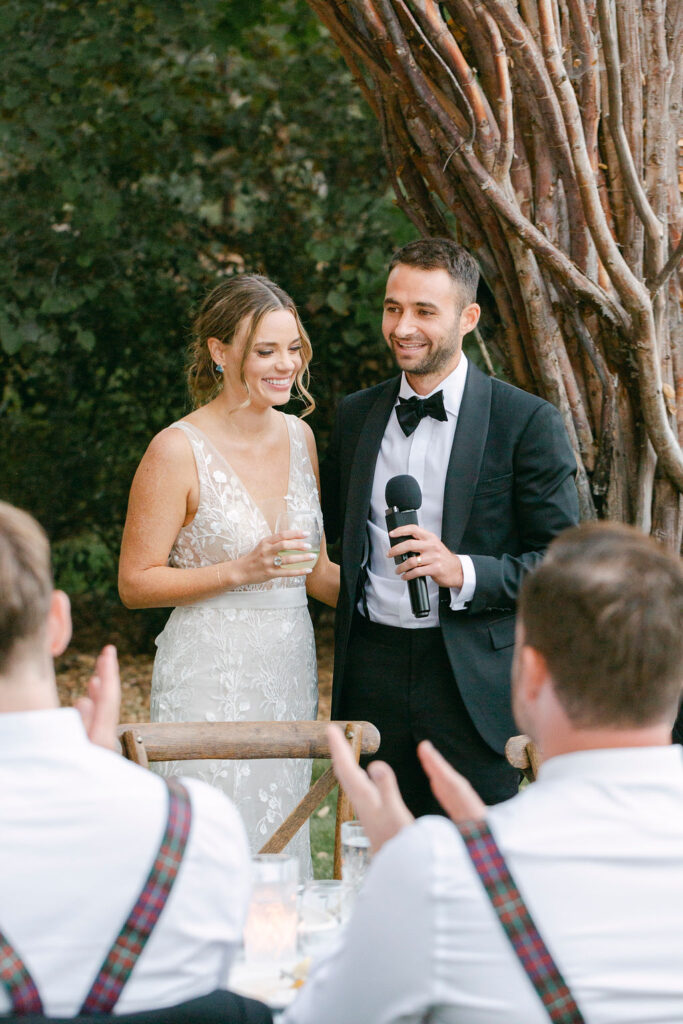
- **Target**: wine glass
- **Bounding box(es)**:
[275,509,322,569]
[297,880,346,956]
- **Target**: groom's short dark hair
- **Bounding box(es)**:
[389,238,479,305]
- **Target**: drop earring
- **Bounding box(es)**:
[215,364,223,374]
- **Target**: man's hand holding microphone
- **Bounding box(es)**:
[384,474,464,604]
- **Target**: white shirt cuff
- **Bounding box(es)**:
[449,555,475,610]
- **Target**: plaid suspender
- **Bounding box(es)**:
[0,780,191,1017]
[79,778,192,1014]
[458,819,585,1024]
[0,930,43,1014]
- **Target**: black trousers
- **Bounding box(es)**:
[339,612,520,817]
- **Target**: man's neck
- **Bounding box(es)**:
[539,723,672,762]
[0,663,60,714]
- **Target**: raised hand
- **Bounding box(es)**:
[327,724,414,854]
[75,644,121,751]
[417,740,486,822]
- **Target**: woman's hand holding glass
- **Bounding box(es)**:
[275,511,322,570]
[229,530,315,586]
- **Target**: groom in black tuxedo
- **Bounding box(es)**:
[321,238,579,813]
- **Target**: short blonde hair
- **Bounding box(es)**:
[0,502,53,673]
[187,274,315,415]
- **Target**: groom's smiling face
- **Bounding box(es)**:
[382,264,477,388]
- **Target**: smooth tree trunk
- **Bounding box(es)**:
[307,0,683,550]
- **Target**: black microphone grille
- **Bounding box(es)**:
[385,474,423,511]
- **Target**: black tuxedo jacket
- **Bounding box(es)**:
[321,362,579,754]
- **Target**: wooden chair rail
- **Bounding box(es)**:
[116,720,380,764]
[505,733,541,783]
[117,720,381,879]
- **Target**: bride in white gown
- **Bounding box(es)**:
[118,275,339,876]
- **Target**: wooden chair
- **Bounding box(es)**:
[117,720,380,879]
[505,733,541,783]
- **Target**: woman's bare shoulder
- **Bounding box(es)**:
[138,423,196,474]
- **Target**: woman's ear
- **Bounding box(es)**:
[47,590,72,658]
[207,336,226,368]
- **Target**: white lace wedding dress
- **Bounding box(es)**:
[150,413,319,877]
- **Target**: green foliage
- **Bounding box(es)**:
[51,532,117,598]
[310,760,337,879]
[0,0,414,629]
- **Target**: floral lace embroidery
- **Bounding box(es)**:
[150,414,319,877]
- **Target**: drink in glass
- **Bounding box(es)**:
[275,509,322,568]
[340,820,371,901]
[297,880,345,957]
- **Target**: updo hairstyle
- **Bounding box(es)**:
[187,274,314,415]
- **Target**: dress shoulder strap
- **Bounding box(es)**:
[457,819,586,1024]
[169,419,202,447]
[168,421,214,487]
[79,779,192,1014]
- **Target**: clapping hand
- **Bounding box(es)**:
[417,740,486,822]
[75,644,121,751]
[327,725,414,854]
[328,727,488,856]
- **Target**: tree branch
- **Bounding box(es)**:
[596,0,663,268]
[648,233,683,296]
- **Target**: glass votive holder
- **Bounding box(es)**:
[297,879,346,957]
[243,854,299,965]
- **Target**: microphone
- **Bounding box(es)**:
[384,474,430,619]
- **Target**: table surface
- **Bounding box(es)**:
[230,954,310,1011]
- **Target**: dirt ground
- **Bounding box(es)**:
[55,613,335,724]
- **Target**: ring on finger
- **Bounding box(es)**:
[416,554,422,565]
[273,555,283,568]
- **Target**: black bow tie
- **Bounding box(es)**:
[395,390,447,437]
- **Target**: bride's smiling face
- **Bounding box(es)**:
[215,309,304,409]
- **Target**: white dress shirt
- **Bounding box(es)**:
[362,355,476,628]
[0,708,251,1017]
[284,746,683,1024]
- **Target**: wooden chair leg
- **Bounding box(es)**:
[259,767,337,854]
[120,729,150,769]
[333,724,363,880]
[526,739,541,780]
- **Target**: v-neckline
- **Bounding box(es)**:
[183,415,294,532]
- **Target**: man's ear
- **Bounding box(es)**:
[517,644,549,707]
[47,590,72,658]
[459,302,481,337]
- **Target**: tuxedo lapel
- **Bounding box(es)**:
[442,362,492,552]
[342,377,400,589]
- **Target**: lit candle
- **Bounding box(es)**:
[244,891,298,963]
[243,855,299,965]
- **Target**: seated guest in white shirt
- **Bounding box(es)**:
[283,522,683,1024]
[0,501,253,1018]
